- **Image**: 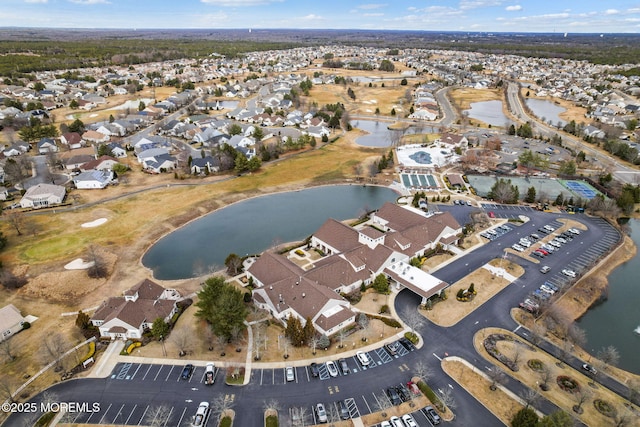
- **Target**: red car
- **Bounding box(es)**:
[488,211,495,218]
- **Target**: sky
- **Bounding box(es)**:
[0,0,639,33]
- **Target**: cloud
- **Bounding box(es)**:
[505,5,522,12]
[363,13,384,17]
[68,0,110,4]
[200,0,283,6]
[357,3,386,9]
[604,9,619,15]
[24,0,48,3]
[459,0,503,10]
[298,14,324,21]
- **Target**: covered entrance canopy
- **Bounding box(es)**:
[385,261,449,303]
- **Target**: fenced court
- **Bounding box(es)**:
[400,173,439,190]
[560,180,599,199]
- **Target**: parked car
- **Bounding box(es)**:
[544,281,559,292]
[538,227,550,234]
[181,364,194,380]
[523,298,539,309]
[326,361,339,377]
[582,363,597,375]
[512,244,525,252]
[384,342,399,356]
[380,422,392,427]
[285,366,295,382]
[540,265,551,274]
[399,337,415,351]
[356,351,371,366]
[204,362,215,385]
[488,211,495,218]
[544,225,555,231]
[193,401,209,426]
[556,236,567,244]
[395,386,410,402]
[338,358,350,375]
[532,251,545,259]
[315,403,328,423]
[423,406,441,425]
[569,228,581,235]
[389,416,404,427]
[339,400,350,420]
[402,414,418,427]
[540,284,555,295]
[387,387,402,405]
[562,269,577,278]
[310,362,319,378]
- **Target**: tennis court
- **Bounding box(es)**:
[400,173,439,190]
[561,180,599,199]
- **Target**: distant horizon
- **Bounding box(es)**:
[0,0,638,33]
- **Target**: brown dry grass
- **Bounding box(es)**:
[424,259,524,327]
[474,328,640,427]
[305,83,410,117]
[442,358,525,425]
[449,88,502,110]
[519,88,588,125]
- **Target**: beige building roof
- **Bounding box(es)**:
[313,218,361,252]
[0,304,24,331]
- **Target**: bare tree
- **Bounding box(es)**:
[557,339,573,367]
[487,366,507,391]
[262,399,281,413]
[0,378,16,403]
[402,307,424,337]
[144,405,172,427]
[210,394,234,425]
[170,326,192,357]
[86,245,108,279]
[511,344,523,369]
[572,388,592,414]
[597,345,620,371]
[230,324,245,351]
[215,334,228,356]
[614,406,633,427]
[291,406,309,427]
[336,329,348,349]
[627,378,640,406]
[519,388,540,409]
[43,333,68,372]
[373,392,392,418]
[538,365,552,391]
[568,324,587,349]
[326,402,341,426]
[438,388,457,410]
[0,339,17,362]
[529,322,547,347]
[413,360,434,383]
[6,211,26,236]
[308,335,320,355]
[253,324,267,361]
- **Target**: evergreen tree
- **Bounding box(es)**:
[372,274,390,294]
[510,407,539,427]
[303,316,315,344]
[195,276,248,341]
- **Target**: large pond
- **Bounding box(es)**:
[525,98,566,128]
[464,100,509,128]
[578,219,640,374]
[353,120,428,147]
[142,185,399,280]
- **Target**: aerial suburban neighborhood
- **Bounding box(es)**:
[0,21,639,427]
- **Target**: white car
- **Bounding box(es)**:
[326,360,339,377]
[562,269,577,278]
[569,228,581,235]
[315,403,328,423]
[540,284,555,295]
[402,414,418,427]
[389,416,404,427]
[193,401,209,426]
[204,362,215,385]
[356,351,371,366]
[512,244,525,252]
[544,225,555,231]
[519,239,531,248]
[285,366,295,382]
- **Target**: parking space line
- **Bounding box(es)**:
[188,367,197,383]
[272,368,275,385]
[175,407,188,427]
[260,369,264,385]
[130,363,142,380]
[162,406,174,427]
[153,365,164,381]
[137,405,149,426]
[361,395,373,414]
[112,404,125,424]
[164,365,174,382]
[141,365,153,381]
[98,403,112,425]
[304,366,310,382]
[125,404,137,425]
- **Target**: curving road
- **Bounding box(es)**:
[3,206,628,427]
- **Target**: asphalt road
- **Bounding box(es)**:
[3,206,627,427]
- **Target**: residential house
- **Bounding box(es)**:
[73,169,114,189]
[19,183,66,209]
[60,132,84,149]
[80,155,121,172]
[0,304,27,342]
[36,138,58,154]
[143,153,177,173]
[438,133,468,147]
[90,279,181,340]
[65,154,96,171]
[83,130,110,144]
[191,156,221,174]
[3,141,30,157]
[105,142,127,158]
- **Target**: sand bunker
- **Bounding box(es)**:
[81,218,108,228]
[65,258,95,270]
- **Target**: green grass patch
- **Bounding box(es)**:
[219,416,232,427]
[34,412,56,426]
[417,380,445,412]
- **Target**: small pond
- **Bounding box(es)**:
[353,120,427,147]
[142,185,399,280]
[464,100,509,127]
[525,98,566,127]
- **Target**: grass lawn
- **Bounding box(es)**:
[423,259,524,327]
[474,328,640,427]
[449,88,502,110]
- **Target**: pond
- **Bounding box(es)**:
[577,219,640,374]
[353,120,427,147]
[525,98,566,127]
[142,185,399,280]
[463,100,509,128]
[218,100,239,109]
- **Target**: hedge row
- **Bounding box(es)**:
[416,380,445,412]
[81,341,96,363]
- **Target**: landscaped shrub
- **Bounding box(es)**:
[416,380,445,412]
[404,332,419,344]
[294,249,304,257]
[265,414,278,427]
[483,333,534,372]
[82,342,96,363]
[379,304,390,314]
[593,399,616,418]
[219,416,232,427]
[526,359,545,372]
[556,375,580,394]
[369,314,401,328]
[125,341,141,355]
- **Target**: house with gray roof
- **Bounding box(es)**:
[73,169,114,189]
[0,304,28,342]
[19,183,66,209]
